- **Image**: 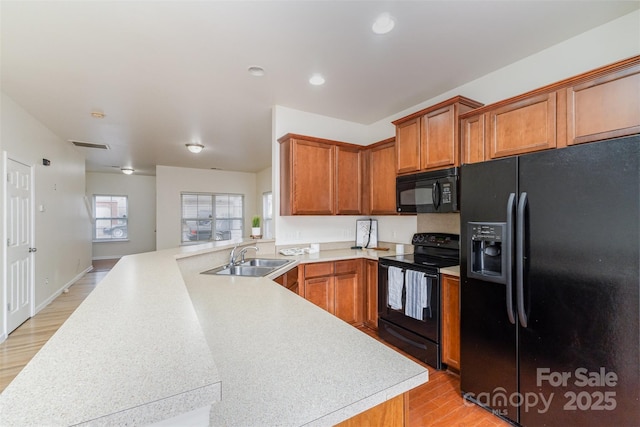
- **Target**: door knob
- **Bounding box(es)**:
[28,247,37,253]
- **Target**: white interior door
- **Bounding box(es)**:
[6,158,33,334]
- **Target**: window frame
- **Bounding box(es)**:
[262,191,273,239]
[180,192,244,244]
[93,194,129,242]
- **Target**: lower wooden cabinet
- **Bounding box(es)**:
[302,259,363,325]
[364,260,378,330]
[274,266,299,294]
[441,274,460,371]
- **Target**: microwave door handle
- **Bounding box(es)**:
[434,181,441,210]
[431,182,437,208]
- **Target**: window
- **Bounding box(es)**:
[94,195,128,240]
[181,193,244,243]
[262,192,273,239]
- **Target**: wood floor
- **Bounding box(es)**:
[0,259,509,426]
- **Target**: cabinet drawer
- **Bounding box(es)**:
[304,262,333,278]
[335,259,359,275]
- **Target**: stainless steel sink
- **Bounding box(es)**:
[202,265,274,276]
[240,258,290,268]
[201,258,292,277]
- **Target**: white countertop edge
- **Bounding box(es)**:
[304,371,429,426]
[78,382,221,427]
[440,265,460,277]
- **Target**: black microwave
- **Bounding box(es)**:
[396,167,460,213]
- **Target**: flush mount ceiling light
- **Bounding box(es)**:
[90,111,106,119]
[121,168,134,175]
[248,66,265,77]
[372,12,395,35]
[186,143,205,153]
[309,74,325,86]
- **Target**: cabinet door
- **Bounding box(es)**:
[461,113,486,164]
[395,117,421,174]
[441,275,460,370]
[304,276,334,313]
[334,260,363,325]
[369,141,397,215]
[566,65,640,145]
[421,105,456,170]
[291,139,334,214]
[488,92,557,159]
[364,260,378,329]
[334,272,361,325]
[335,145,363,215]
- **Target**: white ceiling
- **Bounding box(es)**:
[2,1,638,175]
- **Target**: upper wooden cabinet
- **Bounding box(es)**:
[279,134,362,216]
[393,96,483,174]
[488,92,557,159]
[461,56,640,163]
[363,138,397,215]
[335,145,363,215]
[565,63,640,145]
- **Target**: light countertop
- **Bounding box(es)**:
[0,241,428,426]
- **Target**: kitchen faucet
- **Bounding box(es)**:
[239,246,259,263]
[228,244,259,266]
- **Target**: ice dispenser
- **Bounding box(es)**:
[468,222,507,284]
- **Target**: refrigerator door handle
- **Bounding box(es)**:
[505,193,516,325]
[516,192,528,328]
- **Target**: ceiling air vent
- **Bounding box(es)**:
[69,140,110,150]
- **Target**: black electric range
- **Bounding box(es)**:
[378,233,459,369]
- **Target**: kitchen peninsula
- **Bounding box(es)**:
[0,240,428,426]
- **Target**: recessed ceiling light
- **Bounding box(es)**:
[372,12,395,35]
[121,168,134,175]
[248,66,265,77]
[90,111,106,119]
[309,74,325,86]
[186,143,205,153]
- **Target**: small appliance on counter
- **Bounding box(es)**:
[377,233,459,369]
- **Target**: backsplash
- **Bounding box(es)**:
[417,213,460,235]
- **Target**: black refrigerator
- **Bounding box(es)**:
[460,135,639,426]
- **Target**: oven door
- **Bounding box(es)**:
[378,260,442,368]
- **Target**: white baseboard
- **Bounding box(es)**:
[34,265,93,315]
[0,332,7,344]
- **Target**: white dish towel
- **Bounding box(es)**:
[387,266,404,310]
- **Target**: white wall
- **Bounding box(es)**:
[86,173,156,259]
[272,10,640,246]
[155,165,258,250]
[1,92,92,337]
[255,166,272,237]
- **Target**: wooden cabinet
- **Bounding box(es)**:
[302,259,363,325]
[393,96,483,174]
[461,113,487,164]
[487,92,557,159]
[279,134,363,216]
[274,266,299,294]
[364,138,397,215]
[441,274,460,371]
[461,56,640,163]
[364,259,378,330]
[565,63,640,146]
[335,145,363,214]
